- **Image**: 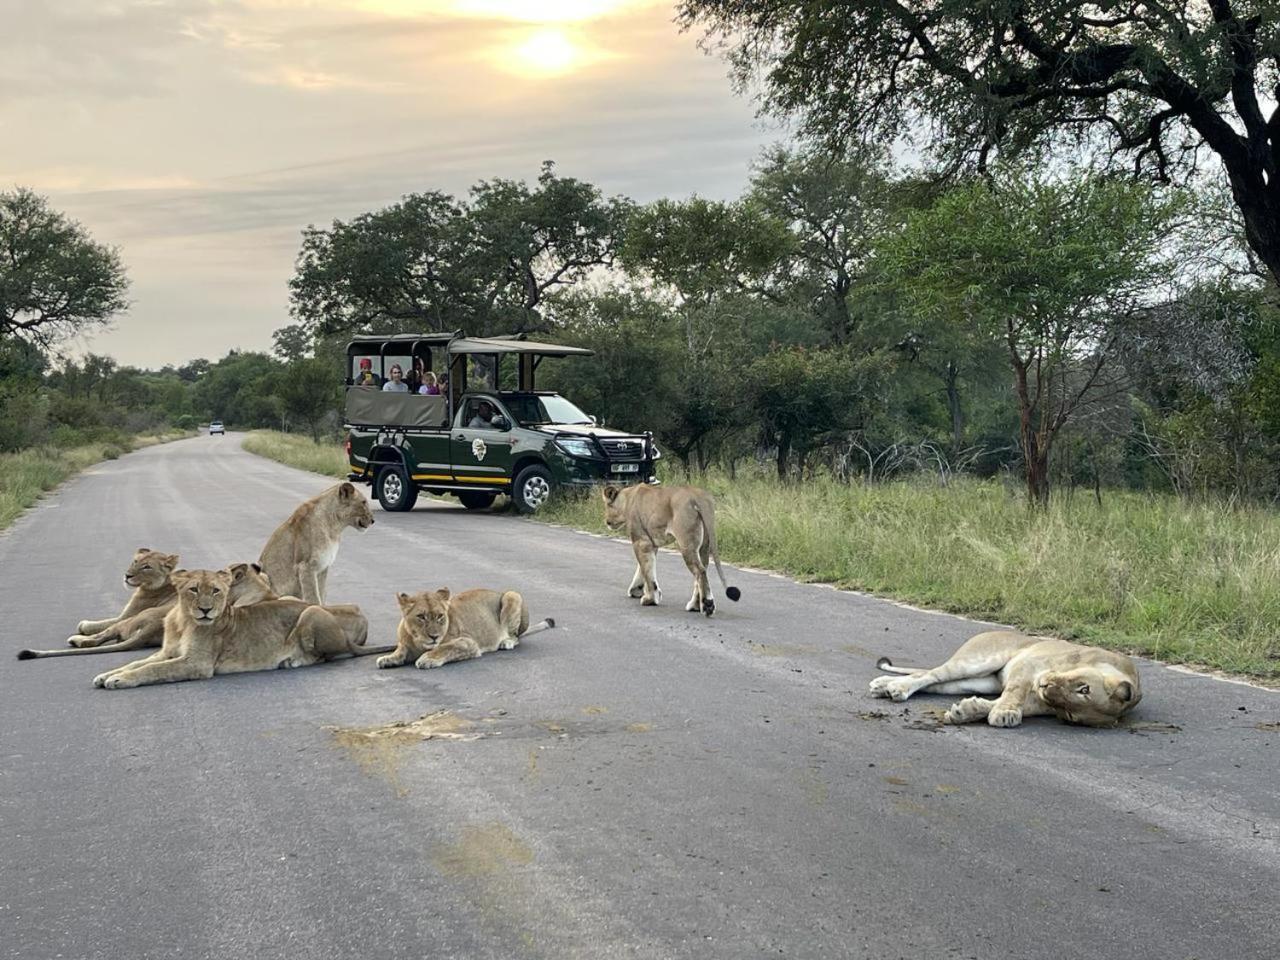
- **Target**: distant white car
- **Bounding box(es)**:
[209,420,225,435]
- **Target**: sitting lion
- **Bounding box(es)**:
[869,630,1142,728]
[376,588,555,670]
[258,482,374,604]
[92,563,386,689]
[601,483,741,616]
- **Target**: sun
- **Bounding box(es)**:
[513,27,580,75]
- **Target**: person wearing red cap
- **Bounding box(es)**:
[354,357,381,387]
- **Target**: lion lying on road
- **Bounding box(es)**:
[93,563,385,689]
[869,631,1142,728]
[376,588,554,670]
[19,549,181,661]
[601,483,741,616]
[258,482,374,604]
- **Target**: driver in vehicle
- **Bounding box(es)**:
[468,401,496,429]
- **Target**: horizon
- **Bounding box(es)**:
[2,0,780,369]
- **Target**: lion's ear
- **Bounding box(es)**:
[396,591,413,611]
[251,562,263,574]
[136,546,153,555]
[161,554,179,570]
[170,569,191,585]
[435,587,451,602]
[339,482,355,499]
[227,563,248,583]
[602,485,619,503]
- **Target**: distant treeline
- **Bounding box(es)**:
[5,150,1280,504]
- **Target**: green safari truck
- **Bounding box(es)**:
[343,332,660,514]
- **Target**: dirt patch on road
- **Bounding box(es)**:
[432,822,534,878]
[327,710,484,795]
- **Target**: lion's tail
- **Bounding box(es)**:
[692,499,741,602]
[875,657,920,676]
[17,641,143,660]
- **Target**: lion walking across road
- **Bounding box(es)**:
[601,483,741,616]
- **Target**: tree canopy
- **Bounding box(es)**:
[0,188,129,349]
[678,0,1280,285]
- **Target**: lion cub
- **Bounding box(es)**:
[377,588,555,670]
[869,630,1142,728]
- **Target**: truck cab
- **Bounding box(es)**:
[342,333,659,514]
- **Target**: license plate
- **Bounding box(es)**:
[610,463,640,473]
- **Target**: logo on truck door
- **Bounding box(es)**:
[471,438,487,462]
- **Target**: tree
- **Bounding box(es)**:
[877,168,1177,503]
[679,1,1280,287]
[0,188,129,348]
[273,357,341,442]
[748,145,898,342]
[289,163,629,338]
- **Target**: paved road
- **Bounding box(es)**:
[1,434,1277,960]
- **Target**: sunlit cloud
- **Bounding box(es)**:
[377,0,645,22]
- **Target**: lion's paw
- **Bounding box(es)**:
[628,586,644,599]
[868,676,895,698]
[415,657,442,670]
[987,706,1023,728]
[498,637,518,651]
[883,679,914,702]
[375,655,399,669]
[68,635,101,649]
[685,597,700,612]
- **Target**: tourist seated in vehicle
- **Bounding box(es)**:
[418,371,441,396]
[354,358,381,387]
[382,364,410,393]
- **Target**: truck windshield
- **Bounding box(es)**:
[501,394,592,426]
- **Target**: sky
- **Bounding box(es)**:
[1,0,781,368]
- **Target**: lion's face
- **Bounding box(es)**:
[125,548,179,590]
[601,485,629,530]
[336,482,375,531]
[226,562,275,606]
[1037,667,1139,727]
[173,569,233,626]
[396,588,451,645]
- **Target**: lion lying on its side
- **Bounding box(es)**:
[93,563,386,689]
[376,588,554,670]
[869,631,1142,728]
[601,483,741,616]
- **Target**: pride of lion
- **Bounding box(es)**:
[19,476,1146,728]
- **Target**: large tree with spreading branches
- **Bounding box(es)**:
[678,1,1280,285]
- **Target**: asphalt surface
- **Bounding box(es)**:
[2,433,1277,960]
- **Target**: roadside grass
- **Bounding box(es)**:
[241,430,348,479]
[237,430,1280,679]
[0,431,192,533]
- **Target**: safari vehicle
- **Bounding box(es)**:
[342,332,659,514]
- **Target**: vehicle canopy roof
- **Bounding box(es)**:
[344,333,593,359]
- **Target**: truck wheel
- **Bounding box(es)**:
[376,465,419,512]
[512,465,554,514]
[458,491,496,511]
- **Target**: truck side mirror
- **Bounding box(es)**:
[491,415,511,432]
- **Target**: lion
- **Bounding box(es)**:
[92,564,387,689]
[68,548,179,639]
[601,483,741,616]
[376,588,555,670]
[258,481,374,604]
[869,630,1142,728]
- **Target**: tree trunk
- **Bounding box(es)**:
[775,434,791,480]
[1012,360,1050,506]
[944,358,963,460]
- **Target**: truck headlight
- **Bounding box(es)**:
[555,437,596,459]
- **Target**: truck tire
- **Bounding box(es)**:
[458,491,497,511]
[512,464,554,514]
[375,465,419,512]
